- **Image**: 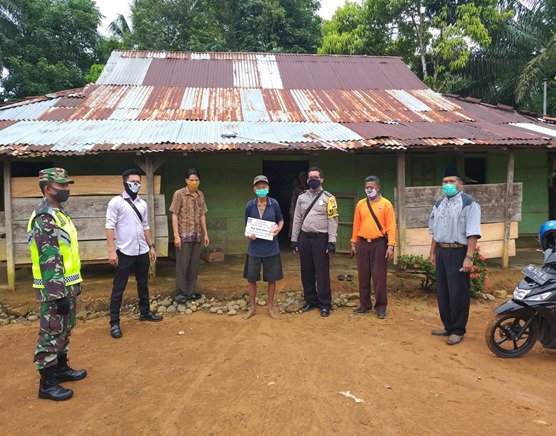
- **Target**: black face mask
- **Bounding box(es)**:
[124,181,138,200]
[50,188,70,203]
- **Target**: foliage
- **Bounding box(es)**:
[469,246,489,299]
[319,0,393,56]
[83,63,104,84]
[1,0,102,100]
[130,0,321,53]
[398,246,489,299]
[397,254,436,292]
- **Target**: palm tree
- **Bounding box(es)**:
[108,13,132,40]
[515,0,556,103]
[0,0,18,39]
[459,0,555,111]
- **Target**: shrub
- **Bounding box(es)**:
[469,246,488,299]
[397,246,488,299]
[397,254,436,292]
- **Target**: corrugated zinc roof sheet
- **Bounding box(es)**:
[95,50,427,90]
[1,50,555,156]
[0,120,363,147]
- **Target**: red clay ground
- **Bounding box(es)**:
[0,253,553,434]
[0,300,554,434]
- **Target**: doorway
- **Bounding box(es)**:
[262,160,309,244]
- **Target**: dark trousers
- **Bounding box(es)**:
[299,232,331,310]
[109,251,150,325]
[356,238,388,311]
[435,247,470,335]
[175,242,202,297]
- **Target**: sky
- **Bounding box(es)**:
[95,0,356,35]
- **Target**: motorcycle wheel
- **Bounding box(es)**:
[485,314,538,358]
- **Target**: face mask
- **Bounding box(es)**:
[124,181,141,199]
[255,188,269,197]
[50,188,70,203]
[442,183,458,197]
[307,178,321,189]
[187,180,200,191]
[365,188,377,199]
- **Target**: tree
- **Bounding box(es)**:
[1,0,102,100]
[459,0,556,113]
[130,0,321,52]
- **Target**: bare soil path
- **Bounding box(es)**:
[0,296,553,435]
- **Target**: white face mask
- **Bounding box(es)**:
[365,188,377,199]
[126,181,141,193]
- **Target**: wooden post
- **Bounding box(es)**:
[145,155,156,277]
[396,151,407,262]
[502,149,515,268]
[3,158,15,290]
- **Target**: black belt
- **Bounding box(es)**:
[438,242,466,248]
[301,231,328,239]
[359,236,387,244]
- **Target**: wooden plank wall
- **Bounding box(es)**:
[397,183,522,259]
[0,195,168,263]
[12,175,162,197]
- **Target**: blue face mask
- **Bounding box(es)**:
[255,188,269,197]
[307,178,321,189]
[442,184,458,197]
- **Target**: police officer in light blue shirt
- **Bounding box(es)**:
[428,166,481,346]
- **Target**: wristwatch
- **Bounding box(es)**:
[465,254,473,261]
[149,243,156,249]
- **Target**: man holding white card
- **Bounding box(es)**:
[243,175,284,319]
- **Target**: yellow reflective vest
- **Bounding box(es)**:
[27,208,82,289]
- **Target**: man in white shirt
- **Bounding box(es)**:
[106,169,162,339]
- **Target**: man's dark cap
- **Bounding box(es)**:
[443,166,461,179]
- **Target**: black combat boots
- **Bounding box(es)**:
[56,353,87,382]
[38,366,73,401]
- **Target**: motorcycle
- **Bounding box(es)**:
[485,221,556,358]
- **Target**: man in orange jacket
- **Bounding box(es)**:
[350,176,396,319]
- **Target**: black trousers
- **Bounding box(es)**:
[435,247,470,335]
[109,250,150,325]
[299,232,331,310]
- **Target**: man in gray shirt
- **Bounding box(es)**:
[428,166,481,345]
[291,167,339,317]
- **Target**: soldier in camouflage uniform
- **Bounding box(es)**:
[28,168,87,401]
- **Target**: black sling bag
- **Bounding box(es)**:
[366,198,387,241]
[301,190,325,228]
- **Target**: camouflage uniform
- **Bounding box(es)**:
[30,172,80,370]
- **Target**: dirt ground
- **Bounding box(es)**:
[0,252,554,435]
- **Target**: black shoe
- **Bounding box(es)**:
[175,295,187,304]
[353,307,369,315]
[139,312,163,322]
[320,308,330,317]
[376,310,387,319]
[56,353,87,382]
[38,366,73,401]
[299,304,316,313]
[187,293,203,301]
[431,329,449,336]
[110,323,122,339]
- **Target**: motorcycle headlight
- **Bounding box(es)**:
[513,287,531,300]
[529,291,553,301]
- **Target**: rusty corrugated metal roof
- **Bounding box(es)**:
[0,50,555,157]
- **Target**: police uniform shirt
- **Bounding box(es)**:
[428,191,481,245]
[291,189,339,242]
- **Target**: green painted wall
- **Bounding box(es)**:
[3,148,548,256]
[486,150,548,234]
